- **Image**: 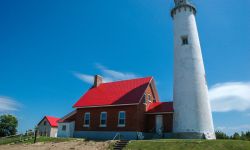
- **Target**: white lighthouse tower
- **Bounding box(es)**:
[171,0,215,139]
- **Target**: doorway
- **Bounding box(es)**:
[155,115,163,135]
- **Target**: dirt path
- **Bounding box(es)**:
[0,140,112,150]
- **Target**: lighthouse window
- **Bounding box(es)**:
[182,36,188,45]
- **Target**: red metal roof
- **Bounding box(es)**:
[146,102,174,113]
[73,77,152,108]
[45,116,60,127]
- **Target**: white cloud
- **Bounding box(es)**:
[95,64,138,81]
[216,124,250,135]
[0,96,21,113]
[209,82,250,112]
[74,64,139,84]
[73,72,94,84]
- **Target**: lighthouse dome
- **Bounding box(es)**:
[174,0,187,5]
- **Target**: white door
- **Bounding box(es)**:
[155,115,163,134]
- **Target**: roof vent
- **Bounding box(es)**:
[94,75,103,87]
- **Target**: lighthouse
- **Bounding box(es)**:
[171,0,216,139]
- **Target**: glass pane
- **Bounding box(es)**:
[85,113,90,119]
[101,113,107,119]
[119,119,125,125]
[119,112,125,119]
[101,120,106,125]
[85,120,89,125]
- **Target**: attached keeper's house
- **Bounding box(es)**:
[57,75,174,140]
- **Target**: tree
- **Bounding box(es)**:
[232,132,241,140]
[0,114,18,137]
[245,131,250,140]
[215,131,229,139]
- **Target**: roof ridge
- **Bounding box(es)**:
[45,116,60,119]
[100,76,153,85]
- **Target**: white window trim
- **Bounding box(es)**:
[84,112,90,127]
[100,112,107,127]
[118,111,126,127]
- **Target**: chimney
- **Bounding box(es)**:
[93,75,103,87]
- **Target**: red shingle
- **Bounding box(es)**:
[45,116,60,127]
[73,77,152,107]
[147,102,174,113]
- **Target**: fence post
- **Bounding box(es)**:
[34,126,38,143]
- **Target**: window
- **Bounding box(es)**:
[100,112,107,127]
[143,94,147,104]
[148,94,151,103]
[43,121,47,125]
[153,99,156,103]
[182,36,188,45]
[118,111,126,127]
[62,125,66,131]
[84,112,90,127]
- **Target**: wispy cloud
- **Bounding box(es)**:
[209,82,250,112]
[74,64,139,84]
[73,72,94,84]
[216,124,250,135]
[0,96,21,113]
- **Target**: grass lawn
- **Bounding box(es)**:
[23,136,74,144]
[124,139,250,150]
[0,135,74,145]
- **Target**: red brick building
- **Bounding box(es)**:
[57,75,173,140]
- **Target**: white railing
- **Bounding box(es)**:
[112,132,124,141]
[136,132,144,140]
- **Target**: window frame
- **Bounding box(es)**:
[118,111,126,127]
[84,112,90,127]
[100,112,107,127]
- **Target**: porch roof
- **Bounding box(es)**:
[146,102,174,114]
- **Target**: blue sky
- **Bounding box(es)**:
[0,0,250,135]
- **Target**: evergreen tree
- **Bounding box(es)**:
[215,131,229,139]
[233,132,241,140]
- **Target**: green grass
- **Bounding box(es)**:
[23,136,74,144]
[0,135,24,145]
[0,135,74,145]
[124,139,250,150]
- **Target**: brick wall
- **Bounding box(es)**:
[75,105,141,132]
